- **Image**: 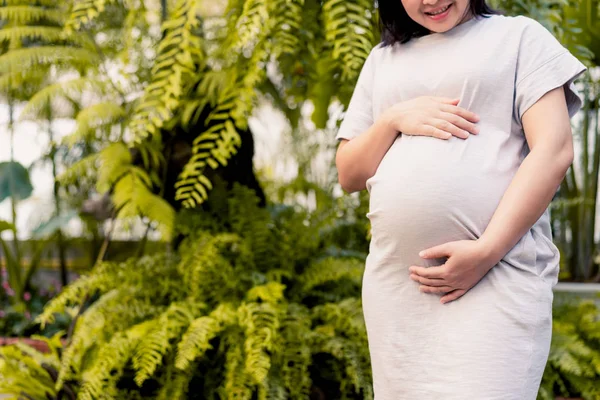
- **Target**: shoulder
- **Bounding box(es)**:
[483,14,550,36]
[361,42,385,70]
[510,15,556,39]
[369,42,386,59]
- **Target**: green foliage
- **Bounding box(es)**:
[0,5,64,25]
[128,0,204,144]
[538,298,600,400]
[17,185,373,399]
[0,161,33,202]
[0,333,68,399]
[322,0,376,82]
[0,0,383,238]
[64,0,117,32]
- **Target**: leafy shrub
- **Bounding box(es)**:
[1,185,372,399]
[539,297,600,400]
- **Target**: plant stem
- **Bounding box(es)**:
[8,80,23,294]
[47,105,69,287]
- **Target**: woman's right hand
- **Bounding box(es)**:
[382,96,480,140]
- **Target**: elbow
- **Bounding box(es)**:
[557,136,575,173]
[335,143,369,193]
[337,172,362,194]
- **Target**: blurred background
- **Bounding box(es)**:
[0,0,599,399]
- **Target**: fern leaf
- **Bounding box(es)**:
[280,304,312,399]
[96,142,132,193]
[132,302,197,386]
[128,0,204,144]
[300,257,364,292]
[270,0,304,58]
[0,46,100,75]
[79,327,146,400]
[232,0,269,51]
[178,233,243,299]
[321,0,375,82]
[64,0,117,32]
[246,282,286,304]
[111,166,175,239]
[221,339,254,400]
[155,368,194,400]
[238,302,281,385]
[64,102,126,147]
[20,77,111,121]
[0,345,58,399]
[57,153,99,185]
[175,115,242,208]
[0,5,64,25]
[175,303,236,370]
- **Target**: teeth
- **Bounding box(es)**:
[427,4,450,15]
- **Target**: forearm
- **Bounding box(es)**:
[336,116,398,193]
[478,145,573,265]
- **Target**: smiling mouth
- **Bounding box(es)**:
[425,4,452,15]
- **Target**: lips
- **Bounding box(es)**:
[425,3,452,15]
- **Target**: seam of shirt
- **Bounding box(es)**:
[515,49,568,87]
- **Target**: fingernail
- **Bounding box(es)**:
[419,251,425,257]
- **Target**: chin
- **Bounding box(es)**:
[423,16,462,33]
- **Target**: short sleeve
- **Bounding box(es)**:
[514,17,587,126]
[335,47,377,141]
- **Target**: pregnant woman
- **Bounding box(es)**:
[335,0,587,398]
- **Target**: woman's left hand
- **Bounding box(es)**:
[409,240,498,304]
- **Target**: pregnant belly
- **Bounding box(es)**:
[366,135,515,263]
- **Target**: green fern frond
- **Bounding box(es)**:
[239,302,281,385]
[313,298,366,341]
[175,0,283,209]
[132,302,197,386]
[270,0,304,57]
[232,0,269,51]
[0,70,30,92]
[307,54,337,129]
[155,367,194,400]
[56,290,120,387]
[111,166,175,239]
[314,334,372,398]
[246,282,286,304]
[57,290,163,388]
[0,345,59,399]
[300,257,364,292]
[321,0,375,82]
[37,273,105,327]
[175,114,241,208]
[0,5,64,25]
[128,0,204,143]
[21,77,111,120]
[280,304,312,399]
[178,232,243,299]
[64,102,126,147]
[0,46,100,74]
[3,0,59,5]
[221,339,254,400]
[64,0,117,32]
[175,303,237,370]
[37,261,126,327]
[0,26,61,44]
[78,326,147,400]
[96,142,132,192]
[57,153,99,185]
[0,26,94,49]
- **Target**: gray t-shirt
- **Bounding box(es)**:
[336,14,587,285]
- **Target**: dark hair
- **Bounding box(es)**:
[377,0,503,46]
